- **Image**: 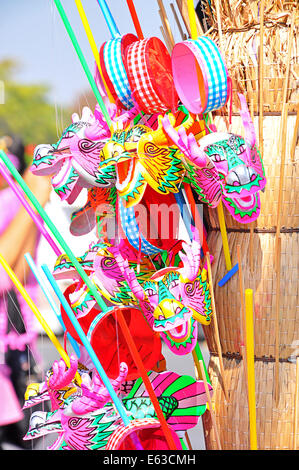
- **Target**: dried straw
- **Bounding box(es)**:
[203,356,298,449]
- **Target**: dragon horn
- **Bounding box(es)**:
[238,93,256,148]
[139,112,196,148]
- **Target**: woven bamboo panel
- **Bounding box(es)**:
[204,1,298,114]
[205,115,299,230]
[203,230,299,359]
[202,356,298,450]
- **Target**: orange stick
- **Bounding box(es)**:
[126,0,144,39]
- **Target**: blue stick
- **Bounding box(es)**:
[41,263,131,427]
[96,0,120,38]
[218,263,239,287]
[24,253,81,358]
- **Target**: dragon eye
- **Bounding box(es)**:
[145,288,156,297]
[63,130,76,139]
[236,144,246,155]
[211,153,225,163]
[169,279,179,289]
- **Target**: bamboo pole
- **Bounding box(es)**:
[290,103,299,162]
[206,251,229,401]
[199,359,222,450]
[160,25,172,52]
[215,0,223,51]
[249,224,254,272]
[170,2,186,40]
[275,103,288,266]
[294,357,299,450]
[157,0,175,49]
[258,0,265,159]
[185,431,193,450]
[278,11,296,153]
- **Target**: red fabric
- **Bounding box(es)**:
[125,38,177,114]
[90,307,162,380]
[119,426,182,450]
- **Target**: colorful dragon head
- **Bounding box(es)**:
[115,232,212,355]
[31,106,115,204]
[162,95,266,223]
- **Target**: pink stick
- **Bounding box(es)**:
[0,161,61,257]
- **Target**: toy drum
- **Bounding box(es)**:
[100,34,138,109]
[87,306,162,380]
[171,36,229,115]
[125,37,178,114]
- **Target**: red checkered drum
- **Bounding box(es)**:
[125,37,178,114]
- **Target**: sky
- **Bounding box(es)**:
[0,0,192,107]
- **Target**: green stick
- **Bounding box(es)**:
[0,150,108,313]
[53,0,112,128]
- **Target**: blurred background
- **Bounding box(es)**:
[0,0,209,451]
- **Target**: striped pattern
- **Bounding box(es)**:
[187,37,228,113]
[126,39,169,114]
[103,38,134,109]
[106,418,160,450]
[119,200,163,255]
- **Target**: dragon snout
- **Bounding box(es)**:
[226,165,258,187]
[31,144,56,175]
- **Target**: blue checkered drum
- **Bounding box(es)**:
[171,36,229,115]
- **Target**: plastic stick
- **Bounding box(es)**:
[116,308,178,450]
[0,160,61,257]
[0,254,73,372]
[74,0,115,105]
[53,0,112,128]
[24,253,81,358]
[0,149,108,314]
[274,236,281,405]
[244,288,257,450]
[126,0,144,39]
[186,0,198,39]
[95,0,120,38]
[41,264,132,428]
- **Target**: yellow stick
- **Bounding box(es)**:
[245,288,257,450]
[74,0,115,105]
[0,253,80,383]
[274,236,281,404]
[199,359,222,450]
[186,0,198,40]
[217,201,232,271]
